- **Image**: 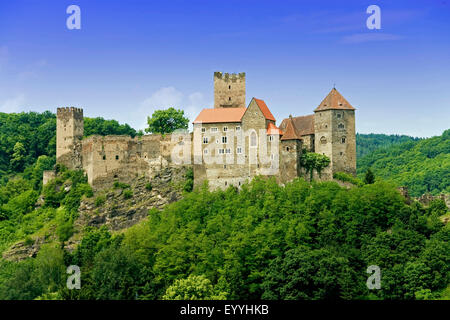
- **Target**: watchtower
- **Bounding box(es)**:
[56,107,84,170]
[214,72,246,108]
[314,88,356,177]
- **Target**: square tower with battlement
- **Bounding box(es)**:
[214,72,246,108]
[56,107,84,170]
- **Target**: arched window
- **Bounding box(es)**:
[341,137,346,143]
[320,136,327,144]
[338,123,345,129]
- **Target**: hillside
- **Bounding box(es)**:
[0,175,448,300]
[357,129,450,197]
[0,111,448,300]
[356,133,421,159]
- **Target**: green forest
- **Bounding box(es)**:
[0,111,448,300]
[357,130,450,196]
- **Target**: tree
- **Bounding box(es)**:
[10,142,26,171]
[162,275,227,300]
[364,168,375,184]
[299,150,330,181]
[145,108,189,134]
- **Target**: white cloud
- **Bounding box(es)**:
[0,94,25,113]
[133,87,210,131]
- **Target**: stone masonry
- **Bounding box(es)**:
[50,72,357,191]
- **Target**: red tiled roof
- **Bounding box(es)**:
[314,88,356,112]
[253,98,276,121]
[266,122,283,135]
[280,114,315,136]
[281,117,302,140]
[193,107,247,124]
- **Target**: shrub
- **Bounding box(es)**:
[123,189,133,199]
[95,195,106,207]
[183,168,194,192]
[333,172,364,186]
[145,183,152,191]
[113,181,130,189]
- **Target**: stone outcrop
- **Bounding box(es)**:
[2,236,47,262]
[65,166,190,251]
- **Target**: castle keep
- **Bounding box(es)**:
[51,72,356,190]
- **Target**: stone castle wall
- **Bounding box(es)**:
[80,133,191,190]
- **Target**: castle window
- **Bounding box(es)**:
[338,123,345,129]
[115,155,119,160]
[223,126,228,132]
[325,124,328,128]
[235,126,241,131]
[211,127,218,133]
[286,147,290,152]
[236,147,242,154]
[225,148,231,154]
[229,85,231,89]
[103,155,106,160]
[250,132,257,147]
[229,97,231,101]
[340,152,343,155]
[337,114,342,118]
[218,149,225,154]
[238,181,241,186]
[224,165,227,169]
[203,137,209,144]
[225,181,228,186]
[201,127,206,133]
[320,136,327,144]
[204,149,208,154]
[341,137,346,143]
[222,136,228,144]
[269,135,274,142]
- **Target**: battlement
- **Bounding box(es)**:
[214,72,246,81]
[57,107,83,119]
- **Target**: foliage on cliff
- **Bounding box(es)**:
[357,129,450,196]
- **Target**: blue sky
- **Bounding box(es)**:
[0,0,449,137]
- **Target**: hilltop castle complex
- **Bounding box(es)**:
[46,72,356,190]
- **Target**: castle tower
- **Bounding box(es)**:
[314,88,356,177]
[214,72,245,108]
[56,107,84,170]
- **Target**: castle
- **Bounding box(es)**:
[46,72,356,190]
